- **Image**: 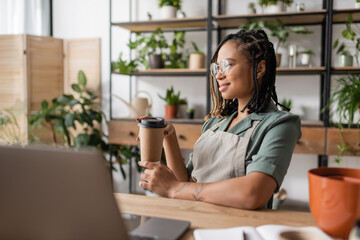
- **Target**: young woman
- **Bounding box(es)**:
[138,30,301,210]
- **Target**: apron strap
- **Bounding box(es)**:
[237,120,261,176]
[244,120,260,138]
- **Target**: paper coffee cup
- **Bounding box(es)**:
[138,117,167,163]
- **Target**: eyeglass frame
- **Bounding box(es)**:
[210,59,232,78]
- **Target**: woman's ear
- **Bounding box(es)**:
[257,60,266,80]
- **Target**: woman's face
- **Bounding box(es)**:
[215,41,253,101]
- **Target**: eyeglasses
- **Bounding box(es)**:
[210,59,231,78]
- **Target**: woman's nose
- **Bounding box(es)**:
[216,70,226,80]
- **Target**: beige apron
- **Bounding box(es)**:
[191,119,260,183]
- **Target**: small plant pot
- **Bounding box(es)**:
[355,2,360,8]
[164,105,178,119]
[189,53,205,69]
[275,53,282,67]
[299,53,311,66]
[247,8,256,14]
[338,54,353,67]
[265,2,284,13]
[149,54,164,69]
[186,111,194,119]
[160,6,177,19]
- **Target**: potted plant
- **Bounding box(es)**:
[326,74,360,127]
[129,28,168,69]
[165,30,188,68]
[258,0,293,13]
[240,19,313,67]
[111,53,138,75]
[186,108,195,119]
[29,70,107,150]
[158,0,181,19]
[333,14,359,67]
[0,105,24,144]
[280,98,292,111]
[158,86,187,119]
[298,49,315,66]
[188,42,205,69]
[248,2,256,14]
[355,0,360,8]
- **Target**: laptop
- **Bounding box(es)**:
[0,145,190,240]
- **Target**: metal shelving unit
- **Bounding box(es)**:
[109,0,360,185]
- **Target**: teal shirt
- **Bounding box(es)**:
[187,101,301,191]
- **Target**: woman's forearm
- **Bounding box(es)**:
[163,131,189,182]
[170,172,276,210]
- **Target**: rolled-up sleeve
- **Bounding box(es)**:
[246,115,301,191]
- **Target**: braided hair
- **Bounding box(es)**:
[208,29,287,119]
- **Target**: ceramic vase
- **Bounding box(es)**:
[299,53,311,66]
[189,53,205,69]
[338,54,353,67]
[266,2,284,13]
[275,53,282,67]
[160,6,177,19]
[149,54,164,69]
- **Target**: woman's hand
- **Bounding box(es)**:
[138,161,180,198]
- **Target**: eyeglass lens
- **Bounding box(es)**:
[210,59,230,77]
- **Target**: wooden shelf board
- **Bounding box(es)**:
[215,10,326,28]
[332,66,360,74]
[133,68,206,76]
[112,17,208,32]
[111,118,204,125]
[276,66,325,74]
[301,120,324,127]
[333,9,360,23]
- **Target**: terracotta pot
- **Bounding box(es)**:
[275,53,281,67]
[189,53,205,69]
[308,167,360,239]
[164,105,178,119]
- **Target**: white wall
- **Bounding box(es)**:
[53,0,360,201]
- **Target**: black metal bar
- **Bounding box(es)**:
[318,155,328,167]
[109,0,113,120]
[129,151,133,193]
[109,144,114,183]
[217,0,223,45]
[130,71,206,77]
[49,0,53,36]
[206,0,213,115]
[319,0,327,123]
[122,27,208,33]
[114,18,208,26]
[324,0,333,129]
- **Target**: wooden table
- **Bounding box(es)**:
[114,193,317,240]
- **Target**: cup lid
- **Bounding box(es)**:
[138,117,167,128]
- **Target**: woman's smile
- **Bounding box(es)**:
[218,82,230,92]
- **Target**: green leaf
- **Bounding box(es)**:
[74,134,91,148]
[333,39,339,49]
[69,99,80,107]
[54,118,64,134]
[64,113,75,128]
[78,70,87,86]
[41,100,49,110]
[57,96,70,104]
[71,84,82,93]
[342,28,355,41]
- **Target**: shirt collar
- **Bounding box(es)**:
[219,101,279,134]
